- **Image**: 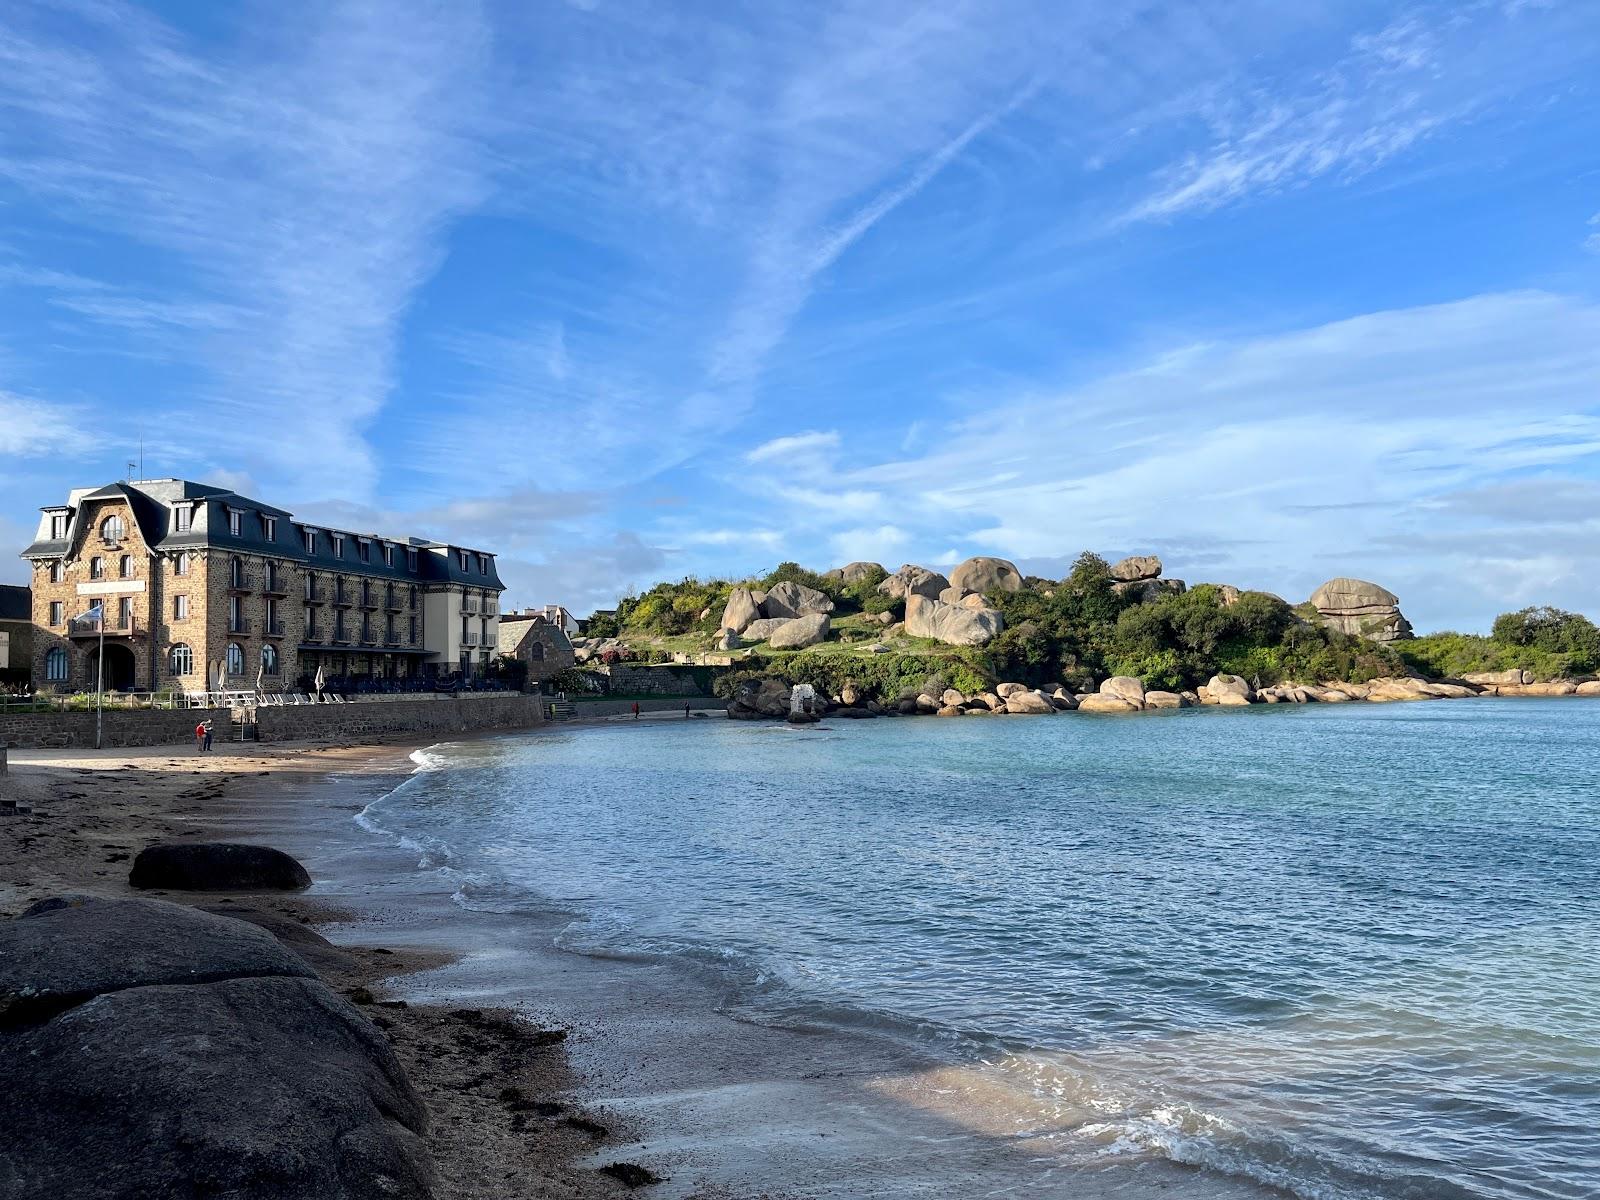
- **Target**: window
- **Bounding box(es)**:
[382,543,393,567]
[478,553,489,575]
[89,556,105,580]
[406,548,418,572]
[457,549,468,571]
[304,606,317,638]
[49,601,63,626]
[261,644,279,676]
[101,515,124,541]
[48,561,63,584]
[169,643,193,675]
[50,514,66,539]
[357,539,370,563]
[46,647,68,681]
[529,640,544,661]
[229,596,245,632]
[262,515,276,541]
[230,557,244,588]
[118,597,132,629]
[226,642,244,675]
[119,554,133,578]
[174,595,190,619]
[408,586,417,610]
[175,505,192,532]
[332,534,345,559]
[228,509,242,537]
[303,528,316,554]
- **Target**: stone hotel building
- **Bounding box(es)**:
[20,479,504,693]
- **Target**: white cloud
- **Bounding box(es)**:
[0,392,91,456]
[745,430,841,464]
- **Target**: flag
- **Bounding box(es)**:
[70,602,104,633]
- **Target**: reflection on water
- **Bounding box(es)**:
[363,700,1600,1200]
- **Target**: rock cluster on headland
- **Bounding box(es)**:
[717,581,834,649]
[727,667,1600,721]
[0,892,434,1199]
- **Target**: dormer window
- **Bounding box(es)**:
[456,549,468,571]
[382,543,393,567]
[227,508,242,537]
[478,553,489,575]
[262,515,276,541]
[332,534,345,559]
[49,514,66,540]
[406,548,418,572]
[303,528,316,554]
[101,515,125,541]
[174,504,193,532]
[358,539,370,563]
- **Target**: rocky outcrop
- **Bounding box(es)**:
[1110,555,1162,583]
[824,561,885,583]
[948,557,1024,595]
[1309,578,1413,642]
[768,613,830,649]
[763,580,836,620]
[714,629,742,651]
[129,843,312,892]
[1004,690,1054,715]
[741,617,792,642]
[1143,690,1187,709]
[878,564,950,601]
[1077,693,1139,713]
[1114,577,1186,604]
[1462,669,1530,687]
[726,678,791,719]
[904,593,1003,646]
[1099,676,1146,706]
[0,896,433,1200]
[1200,674,1255,706]
[719,587,762,635]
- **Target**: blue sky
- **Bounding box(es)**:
[2,0,1598,631]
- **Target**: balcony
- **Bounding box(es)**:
[384,630,402,646]
[226,571,253,595]
[461,630,479,647]
[359,586,378,610]
[303,624,323,643]
[262,569,289,597]
[359,628,377,646]
[331,585,353,607]
[384,589,403,611]
[462,596,480,615]
[332,624,351,644]
[263,620,286,639]
[68,613,145,640]
[227,618,251,635]
[303,581,324,603]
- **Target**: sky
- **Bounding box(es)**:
[1,0,1598,632]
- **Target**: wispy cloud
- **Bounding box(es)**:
[745,431,841,464]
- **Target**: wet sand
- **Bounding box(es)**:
[1,729,1268,1199]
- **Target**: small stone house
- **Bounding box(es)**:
[495,612,576,685]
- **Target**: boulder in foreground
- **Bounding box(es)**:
[0,896,433,1200]
[130,842,313,891]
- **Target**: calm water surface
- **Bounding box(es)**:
[361,699,1600,1199]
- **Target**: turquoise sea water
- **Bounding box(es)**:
[361,700,1600,1199]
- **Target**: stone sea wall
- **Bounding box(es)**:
[0,693,547,749]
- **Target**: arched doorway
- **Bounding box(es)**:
[92,644,138,692]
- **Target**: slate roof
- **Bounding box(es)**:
[19,479,505,590]
[0,584,29,622]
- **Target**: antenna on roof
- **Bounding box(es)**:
[139,434,145,481]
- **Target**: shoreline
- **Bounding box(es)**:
[2,724,1279,1198]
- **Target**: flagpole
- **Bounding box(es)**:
[95,608,104,751]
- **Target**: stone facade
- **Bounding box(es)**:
[495,613,576,684]
[20,479,505,694]
[595,664,717,696]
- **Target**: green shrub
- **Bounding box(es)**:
[1490,606,1600,673]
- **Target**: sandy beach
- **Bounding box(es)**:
[1,724,1268,1199]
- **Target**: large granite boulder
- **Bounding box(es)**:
[768,613,830,649]
[1462,669,1529,687]
[129,842,312,892]
[714,629,742,651]
[763,580,836,620]
[0,897,433,1200]
[1309,578,1414,643]
[904,594,1003,647]
[1143,690,1188,709]
[741,617,792,642]
[824,561,885,583]
[1113,578,1186,603]
[1099,676,1146,705]
[1077,694,1139,713]
[1004,690,1054,715]
[1200,674,1255,706]
[1110,555,1162,583]
[948,557,1024,595]
[719,587,762,635]
[878,565,950,601]
[726,678,792,719]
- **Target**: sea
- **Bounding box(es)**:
[356,699,1600,1199]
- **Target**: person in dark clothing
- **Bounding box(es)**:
[631,701,640,719]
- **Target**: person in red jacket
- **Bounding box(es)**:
[195,721,206,753]
[631,701,640,720]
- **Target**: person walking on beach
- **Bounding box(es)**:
[195,721,206,754]
[684,701,690,719]
[202,720,214,752]
[631,701,640,720]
